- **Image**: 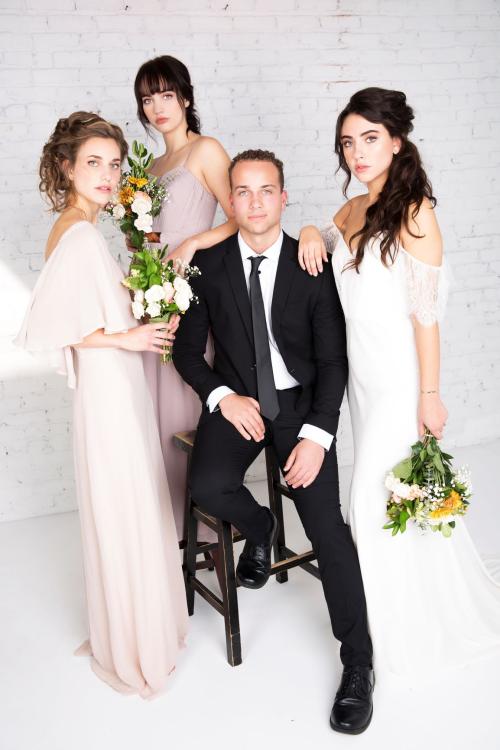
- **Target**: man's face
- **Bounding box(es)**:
[229,160,287,236]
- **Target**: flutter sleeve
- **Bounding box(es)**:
[402,248,451,326]
[14,221,135,388]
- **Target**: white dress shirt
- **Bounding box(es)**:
[207,231,333,451]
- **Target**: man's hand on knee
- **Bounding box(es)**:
[284,439,325,489]
[219,394,265,442]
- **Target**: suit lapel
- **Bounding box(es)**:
[271,232,298,337]
[223,235,253,346]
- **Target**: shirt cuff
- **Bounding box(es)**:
[298,424,334,451]
[207,386,235,413]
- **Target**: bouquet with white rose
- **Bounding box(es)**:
[383,430,472,538]
[122,245,200,363]
[105,141,168,250]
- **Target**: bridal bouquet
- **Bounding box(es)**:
[122,245,200,364]
[105,140,168,250]
[383,431,472,538]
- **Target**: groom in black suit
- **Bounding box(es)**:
[173,150,374,735]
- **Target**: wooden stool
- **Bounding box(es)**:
[173,430,320,666]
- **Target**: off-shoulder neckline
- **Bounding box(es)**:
[334,223,442,270]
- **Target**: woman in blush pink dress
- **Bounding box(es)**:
[15,112,189,698]
[134,56,238,541]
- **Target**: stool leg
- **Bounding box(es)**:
[203,550,215,571]
[218,519,242,666]
[265,447,288,584]
[184,499,198,616]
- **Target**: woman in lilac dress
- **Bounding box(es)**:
[134,56,237,540]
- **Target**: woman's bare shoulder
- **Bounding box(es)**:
[190,135,230,163]
[333,198,356,231]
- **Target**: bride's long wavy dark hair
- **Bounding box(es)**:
[334,87,436,272]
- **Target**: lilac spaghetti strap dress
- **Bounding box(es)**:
[143,162,217,541]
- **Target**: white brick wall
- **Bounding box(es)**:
[1,0,499,522]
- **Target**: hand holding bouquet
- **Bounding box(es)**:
[122,245,200,364]
[106,140,168,250]
[383,430,472,538]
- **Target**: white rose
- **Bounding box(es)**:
[174,289,191,312]
[112,203,126,219]
[174,276,191,294]
[385,472,411,499]
[145,285,165,304]
[134,214,153,233]
[132,300,145,320]
[134,289,144,303]
[131,193,152,216]
[163,281,175,302]
[146,301,161,318]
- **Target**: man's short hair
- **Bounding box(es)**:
[229,149,285,191]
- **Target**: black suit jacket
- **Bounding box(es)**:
[172,231,348,436]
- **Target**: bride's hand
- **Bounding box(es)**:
[298,225,327,276]
[165,238,198,272]
[418,393,448,439]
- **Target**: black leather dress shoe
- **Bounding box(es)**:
[236,509,278,589]
[330,666,374,735]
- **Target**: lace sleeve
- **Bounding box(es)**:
[403,249,451,326]
[320,223,340,255]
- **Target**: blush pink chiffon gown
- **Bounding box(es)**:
[15,221,189,698]
[143,159,217,542]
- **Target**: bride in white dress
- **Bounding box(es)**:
[299,87,500,679]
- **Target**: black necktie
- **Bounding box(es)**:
[248,255,280,421]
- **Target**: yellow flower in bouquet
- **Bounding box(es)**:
[429,490,463,519]
[128,176,148,189]
[119,186,135,205]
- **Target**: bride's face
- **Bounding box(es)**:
[67,137,122,208]
[340,113,401,185]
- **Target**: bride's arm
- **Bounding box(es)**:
[401,199,448,439]
[298,202,351,276]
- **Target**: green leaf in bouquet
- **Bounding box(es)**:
[441,523,452,538]
[398,509,409,533]
[433,453,445,474]
[383,522,396,530]
[127,276,144,290]
[426,442,435,456]
[392,525,400,536]
[148,273,162,286]
[449,521,456,528]
[393,457,412,480]
[420,449,427,461]
[144,153,154,168]
[127,156,135,169]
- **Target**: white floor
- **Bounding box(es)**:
[1,441,499,750]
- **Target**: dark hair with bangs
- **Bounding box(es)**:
[134,55,201,136]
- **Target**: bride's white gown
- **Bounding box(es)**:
[329,226,500,680]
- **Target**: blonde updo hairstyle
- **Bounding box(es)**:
[39,111,128,212]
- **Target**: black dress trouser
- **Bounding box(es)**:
[189,387,373,668]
